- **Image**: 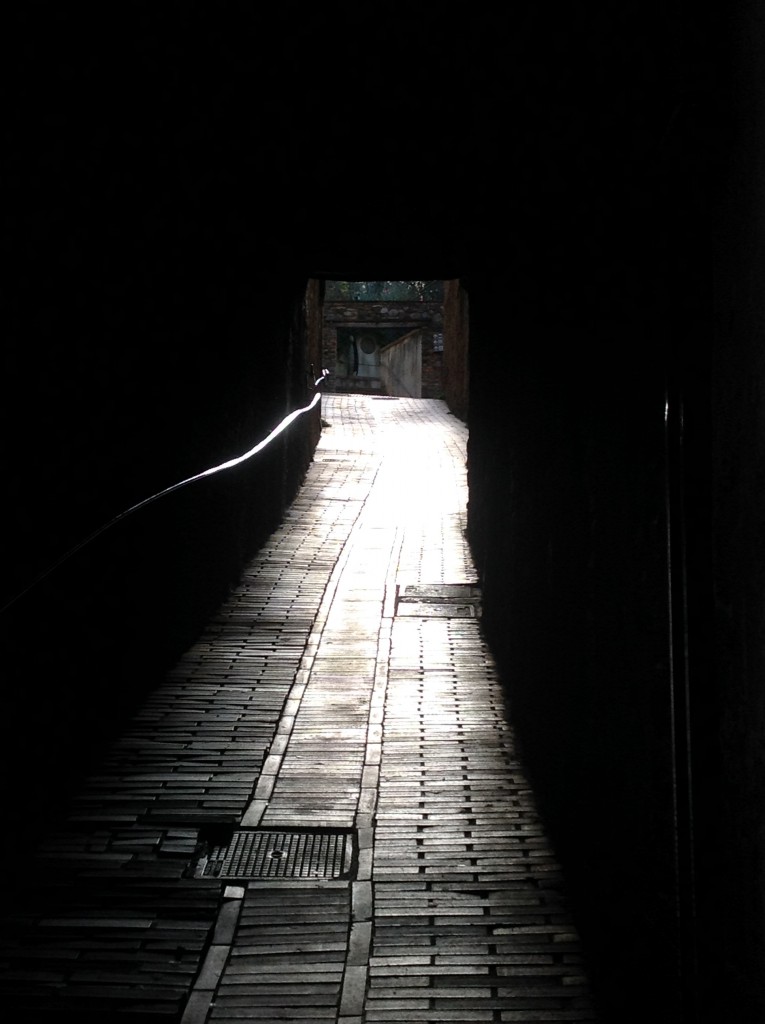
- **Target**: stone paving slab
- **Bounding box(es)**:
[0,395,597,1022]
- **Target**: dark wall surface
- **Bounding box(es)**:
[442,280,470,422]
[460,6,713,1023]
[707,3,765,1019]
[467,284,688,1022]
[2,7,324,847]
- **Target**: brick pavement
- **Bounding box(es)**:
[0,395,597,1022]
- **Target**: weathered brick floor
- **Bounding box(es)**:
[0,395,597,1022]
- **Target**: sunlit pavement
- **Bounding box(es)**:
[0,395,597,1023]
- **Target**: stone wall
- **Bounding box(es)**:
[380,330,422,397]
[706,3,765,1016]
[443,279,470,421]
[461,9,711,1021]
[467,274,679,1021]
[421,339,444,399]
[321,299,443,395]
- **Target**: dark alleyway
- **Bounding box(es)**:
[6,4,763,1021]
[0,396,597,1023]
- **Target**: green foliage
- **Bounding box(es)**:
[324,280,443,302]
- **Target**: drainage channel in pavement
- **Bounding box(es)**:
[395,582,482,619]
[192,826,356,882]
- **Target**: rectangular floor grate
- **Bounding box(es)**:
[197,829,354,880]
[396,583,482,618]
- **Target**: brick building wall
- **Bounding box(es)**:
[442,279,469,421]
[321,298,444,396]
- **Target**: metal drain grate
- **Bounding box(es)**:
[396,583,482,618]
[196,829,354,880]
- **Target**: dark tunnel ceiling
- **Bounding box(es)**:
[6,5,696,286]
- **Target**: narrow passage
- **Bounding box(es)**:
[0,395,597,1024]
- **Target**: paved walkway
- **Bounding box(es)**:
[0,395,597,1022]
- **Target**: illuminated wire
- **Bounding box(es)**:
[1,372,330,615]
